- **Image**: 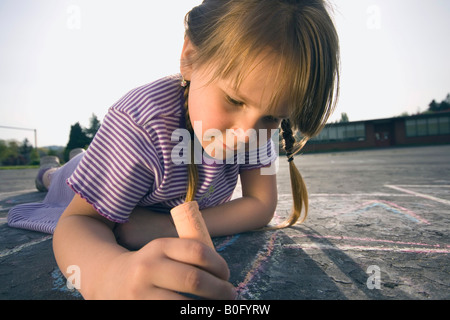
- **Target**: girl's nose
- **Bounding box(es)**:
[228,127,257,145]
[230,112,261,144]
[229,110,279,148]
[235,110,262,131]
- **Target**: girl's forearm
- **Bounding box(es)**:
[53,213,128,299]
[201,196,276,237]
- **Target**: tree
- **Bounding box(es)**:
[62,114,102,162]
[18,138,33,165]
[428,95,450,113]
[1,140,19,166]
[29,148,40,165]
[441,100,450,111]
[339,112,349,123]
[429,100,439,112]
[0,140,7,164]
[0,139,40,166]
[64,122,91,161]
[85,113,101,143]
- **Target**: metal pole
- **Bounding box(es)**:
[34,129,38,150]
[0,125,37,149]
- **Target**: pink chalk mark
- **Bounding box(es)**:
[283,243,450,254]
[290,234,443,248]
[336,199,430,225]
[236,232,278,298]
[381,200,430,225]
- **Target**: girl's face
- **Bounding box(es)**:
[181,40,288,160]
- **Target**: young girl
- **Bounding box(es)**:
[8,0,339,299]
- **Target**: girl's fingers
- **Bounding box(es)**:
[157,238,230,281]
[151,257,236,300]
[142,238,236,299]
[142,287,192,300]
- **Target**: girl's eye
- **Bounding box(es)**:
[226,95,245,107]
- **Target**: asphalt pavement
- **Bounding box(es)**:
[1,145,449,300]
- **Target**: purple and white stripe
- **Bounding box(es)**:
[67,75,277,223]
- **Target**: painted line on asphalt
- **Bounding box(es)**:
[283,243,450,254]
[385,185,450,206]
[0,189,37,198]
[0,236,53,259]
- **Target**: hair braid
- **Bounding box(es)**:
[278,119,309,227]
[182,81,199,202]
[281,119,296,160]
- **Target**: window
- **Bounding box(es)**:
[310,123,366,142]
[355,124,365,140]
[439,117,450,134]
[337,126,345,140]
[417,119,428,136]
[406,120,416,137]
[328,126,337,140]
[406,116,450,137]
[428,118,439,135]
[315,128,329,141]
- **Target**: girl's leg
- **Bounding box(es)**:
[42,167,59,189]
[35,156,60,192]
[35,148,86,192]
[8,149,86,233]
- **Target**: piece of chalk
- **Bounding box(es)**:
[170,201,215,249]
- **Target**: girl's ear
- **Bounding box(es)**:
[180,36,196,81]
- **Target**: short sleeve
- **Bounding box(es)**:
[239,138,278,172]
[67,109,157,223]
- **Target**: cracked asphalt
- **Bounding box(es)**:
[1,145,449,300]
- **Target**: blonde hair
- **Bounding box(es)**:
[183,0,340,227]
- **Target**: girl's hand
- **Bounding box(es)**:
[97,237,237,300]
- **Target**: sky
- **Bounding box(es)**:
[1,0,449,147]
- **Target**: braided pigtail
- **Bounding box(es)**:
[182,80,199,202]
[279,119,309,227]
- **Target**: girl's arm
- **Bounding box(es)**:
[113,168,277,250]
[201,168,278,236]
[53,193,236,299]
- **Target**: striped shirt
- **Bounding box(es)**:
[67,75,277,223]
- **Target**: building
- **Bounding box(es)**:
[302,111,450,153]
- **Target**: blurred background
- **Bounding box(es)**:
[0,0,449,163]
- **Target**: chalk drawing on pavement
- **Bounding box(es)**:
[221,184,450,299]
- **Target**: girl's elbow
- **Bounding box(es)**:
[258,198,277,227]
